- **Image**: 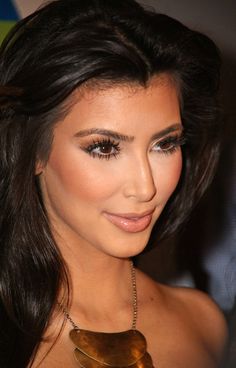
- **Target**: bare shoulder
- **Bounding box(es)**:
[169,284,227,336]
[136,269,228,364]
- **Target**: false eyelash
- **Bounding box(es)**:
[84,138,121,160]
[156,134,186,155]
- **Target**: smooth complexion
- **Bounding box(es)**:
[34,77,227,368]
[38,76,183,261]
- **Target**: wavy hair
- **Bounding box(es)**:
[0,0,221,366]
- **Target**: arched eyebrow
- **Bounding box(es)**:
[74,123,182,142]
[74,128,134,142]
[151,124,183,140]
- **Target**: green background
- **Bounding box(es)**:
[0,21,15,43]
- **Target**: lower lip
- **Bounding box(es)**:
[103,212,153,233]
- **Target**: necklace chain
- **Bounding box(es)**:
[61,260,137,331]
[131,260,137,329]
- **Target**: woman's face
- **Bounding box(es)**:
[38,76,183,259]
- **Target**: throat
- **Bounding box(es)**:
[64,259,136,332]
[57,260,155,367]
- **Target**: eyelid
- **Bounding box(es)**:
[81,137,121,160]
[152,132,183,144]
[151,133,186,152]
[86,138,120,151]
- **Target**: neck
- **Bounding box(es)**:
[58,241,134,331]
[70,256,132,306]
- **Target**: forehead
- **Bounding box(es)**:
[74,73,178,101]
[66,73,179,112]
[55,74,181,136]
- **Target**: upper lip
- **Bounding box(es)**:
[104,209,155,219]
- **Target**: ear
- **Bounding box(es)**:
[35,160,44,176]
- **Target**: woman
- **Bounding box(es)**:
[0,0,227,367]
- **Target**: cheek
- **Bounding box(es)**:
[47,148,119,204]
[170,152,182,186]
[154,152,182,199]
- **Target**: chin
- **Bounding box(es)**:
[106,233,150,259]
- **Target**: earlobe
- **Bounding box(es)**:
[35,161,44,176]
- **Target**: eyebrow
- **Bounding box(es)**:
[74,123,182,142]
[74,128,134,142]
[151,123,183,140]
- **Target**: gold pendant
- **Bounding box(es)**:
[69,328,155,368]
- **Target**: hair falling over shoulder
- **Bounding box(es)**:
[0,0,222,366]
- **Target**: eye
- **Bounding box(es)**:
[152,134,185,155]
[84,138,121,160]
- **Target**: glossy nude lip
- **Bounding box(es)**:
[103,210,154,233]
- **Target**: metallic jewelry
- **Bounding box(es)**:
[61,261,155,367]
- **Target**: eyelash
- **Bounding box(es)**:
[83,135,185,160]
[84,138,121,160]
[152,134,186,155]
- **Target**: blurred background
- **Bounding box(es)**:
[1,0,235,335]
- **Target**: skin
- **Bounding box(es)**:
[34,75,227,367]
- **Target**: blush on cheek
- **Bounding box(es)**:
[162,153,182,198]
[174,154,183,183]
[48,149,118,204]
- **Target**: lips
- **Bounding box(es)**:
[103,210,154,233]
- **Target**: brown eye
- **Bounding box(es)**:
[99,144,113,154]
[158,140,175,151]
[85,138,121,160]
[152,135,185,155]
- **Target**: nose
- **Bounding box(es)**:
[123,154,156,202]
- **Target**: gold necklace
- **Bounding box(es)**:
[61,261,155,368]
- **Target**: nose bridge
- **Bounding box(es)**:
[123,152,156,202]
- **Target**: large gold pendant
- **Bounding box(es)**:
[69,328,155,368]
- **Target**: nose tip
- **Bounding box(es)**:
[123,158,156,202]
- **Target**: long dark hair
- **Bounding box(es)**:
[0,0,221,366]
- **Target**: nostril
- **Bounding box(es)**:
[123,160,156,202]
